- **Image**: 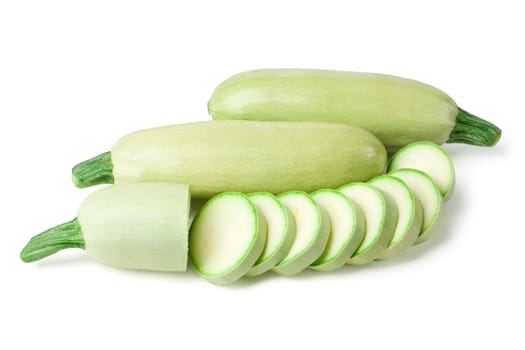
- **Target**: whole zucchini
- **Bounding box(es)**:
[72,120,387,198]
[208,69,501,151]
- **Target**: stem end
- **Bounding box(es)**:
[448,108,502,146]
[20,218,85,263]
[72,151,114,188]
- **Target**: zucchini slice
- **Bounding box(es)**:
[245,192,296,277]
[190,192,267,284]
[368,176,423,259]
[388,142,455,200]
[310,189,365,272]
[272,192,330,276]
[389,169,444,244]
[338,183,398,265]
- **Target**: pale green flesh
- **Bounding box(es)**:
[369,176,423,260]
[273,192,330,276]
[388,142,455,200]
[208,69,457,151]
[310,189,365,272]
[246,192,296,277]
[111,120,386,199]
[389,169,444,244]
[78,183,190,272]
[189,192,267,285]
[338,183,398,265]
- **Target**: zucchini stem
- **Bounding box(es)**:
[72,151,114,188]
[20,218,85,263]
[448,108,501,146]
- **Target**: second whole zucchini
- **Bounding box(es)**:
[72,120,387,198]
[208,69,501,151]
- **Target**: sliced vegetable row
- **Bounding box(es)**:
[190,142,454,284]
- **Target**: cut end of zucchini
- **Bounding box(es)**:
[448,107,502,146]
[190,192,266,284]
[72,151,114,188]
[20,218,85,263]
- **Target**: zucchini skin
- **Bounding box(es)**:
[208,69,500,150]
[106,120,386,198]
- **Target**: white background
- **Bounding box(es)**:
[1,1,523,349]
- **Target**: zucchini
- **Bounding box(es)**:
[309,189,365,272]
[388,142,455,200]
[272,192,330,276]
[72,120,387,199]
[189,192,267,284]
[368,175,423,259]
[338,183,398,265]
[20,183,191,272]
[208,69,501,151]
[245,192,296,277]
[389,169,444,244]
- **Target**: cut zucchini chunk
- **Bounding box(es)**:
[273,192,330,276]
[190,192,267,285]
[338,183,398,265]
[368,176,423,259]
[37,183,191,272]
[387,142,455,200]
[309,189,365,272]
[245,192,296,277]
[389,169,444,244]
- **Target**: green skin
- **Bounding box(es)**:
[20,183,191,272]
[208,69,501,151]
[72,120,387,199]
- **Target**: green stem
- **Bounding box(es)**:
[72,151,114,188]
[447,107,501,146]
[20,218,85,263]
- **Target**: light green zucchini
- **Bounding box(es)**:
[72,120,387,199]
[189,192,267,284]
[208,69,501,151]
[20,183,191,272]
